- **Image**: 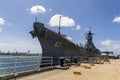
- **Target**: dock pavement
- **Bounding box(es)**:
[17,60,120,80]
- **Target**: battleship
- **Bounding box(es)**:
[30,17,101,65]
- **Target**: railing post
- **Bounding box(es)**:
[37,54,41,71]
[0,56,54,79]
[13,57,17,80]
[51,57,53,67]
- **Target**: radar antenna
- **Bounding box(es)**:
[58,16,61,34]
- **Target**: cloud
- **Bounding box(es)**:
[28,5,46,14]
[76,25,81,30]
[49,8,52,11]
[0,18,5,26]
[100,39,120,55]
[113,16,120,23]
[0,18,12,32]
[49,14,75,27]
[75,25,81,30]
[0,18,5,32]
[113,44,120,49]
[101,39,112,46]
[71,25,81,30]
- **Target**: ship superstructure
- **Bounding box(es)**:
[85,28,101,57]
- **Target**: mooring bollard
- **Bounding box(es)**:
[84,66,91,69]
[73,71,82,75]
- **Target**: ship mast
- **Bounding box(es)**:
[35,14,38,22]
[35,8,40,22]
[85,27,95,50]
[58,16,61,34]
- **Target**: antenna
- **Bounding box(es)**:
[35,14,38,22]
[89,26,91,32]
[35,8,40,22]
[58,16,61,34]
[88,26,95,35]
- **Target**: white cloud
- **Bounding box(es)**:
[0,18,5,26]
[49,14,75,27]
[0,18,5,32]
[113,44,120,49]
[49,8,52,11]
[100,39,120,55]
[113,16,120,23]
[0,18,12,32]
[71,25,81,30]
[28,5,46,14]
[101,39,112,46]
[76,25,81,30]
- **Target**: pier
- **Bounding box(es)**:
[1,56,120,80]
[17,59,120,80]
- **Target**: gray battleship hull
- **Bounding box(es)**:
[30,22,101,65]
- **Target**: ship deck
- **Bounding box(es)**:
[16,59,120,80]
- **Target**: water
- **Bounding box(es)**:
[0,55,41,75]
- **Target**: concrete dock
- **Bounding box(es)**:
[17,60,120,80]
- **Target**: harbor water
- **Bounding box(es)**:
[0,55,41,75]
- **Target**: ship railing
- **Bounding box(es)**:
[0,56,53,77]
[40,57,53,67]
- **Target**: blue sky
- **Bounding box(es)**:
[0,0,120,55]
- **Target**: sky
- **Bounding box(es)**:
[0,0,120,55]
